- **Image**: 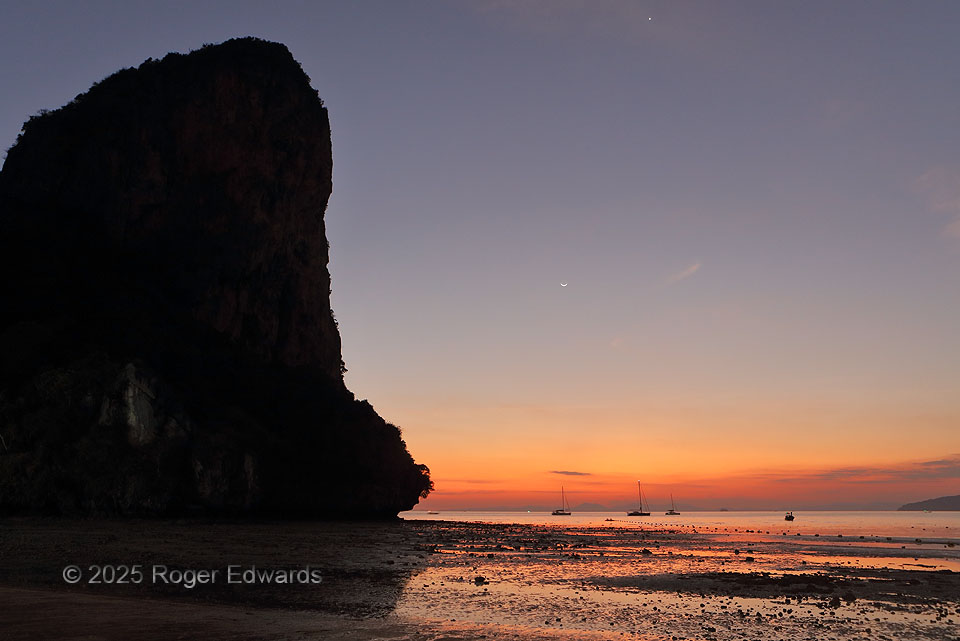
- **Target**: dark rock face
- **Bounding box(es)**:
[0,38,432,517]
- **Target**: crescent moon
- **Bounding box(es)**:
[560,283,568,287]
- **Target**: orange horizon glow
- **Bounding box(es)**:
[380,396,960,511]
[413,456,960,511]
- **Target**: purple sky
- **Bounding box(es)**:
[2,1,958,506]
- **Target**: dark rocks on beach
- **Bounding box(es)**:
[0,38,431,517]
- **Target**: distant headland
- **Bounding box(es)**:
[898,495,960,511]
[0,38,431,517]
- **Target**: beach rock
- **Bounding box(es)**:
[0,38,432,517]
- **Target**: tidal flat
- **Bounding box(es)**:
[0,517,957,640]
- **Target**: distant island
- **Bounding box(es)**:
[898,495,960,511]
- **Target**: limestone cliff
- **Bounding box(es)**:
[0,38,432,517]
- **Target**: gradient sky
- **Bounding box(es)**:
[2,1,958,509]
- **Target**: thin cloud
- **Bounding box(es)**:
[944,217,960,239]
[550,470,592,476]
[468,1,738,55]
[820,97,866,127]
[667,261,701,283]
[913,166,960,238]
[757,455,960,485]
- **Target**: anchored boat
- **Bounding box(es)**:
[665,493,680,515]
[552,486,572,515]
[627,481,651,516]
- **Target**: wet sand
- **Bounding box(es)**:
[0,517,957,640]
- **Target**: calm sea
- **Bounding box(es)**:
[400,510,959,539]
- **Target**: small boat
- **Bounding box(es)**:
[627,481,651,516]
[427,511,440,515]
[784,511,795,521]
[552,486,572,515]
[665,493,680,515]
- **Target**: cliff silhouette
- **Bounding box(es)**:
[0,38,432,517]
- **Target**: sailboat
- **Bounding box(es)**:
[665,493,680,515]
[627,481,650,516]
[552,486,572,515]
